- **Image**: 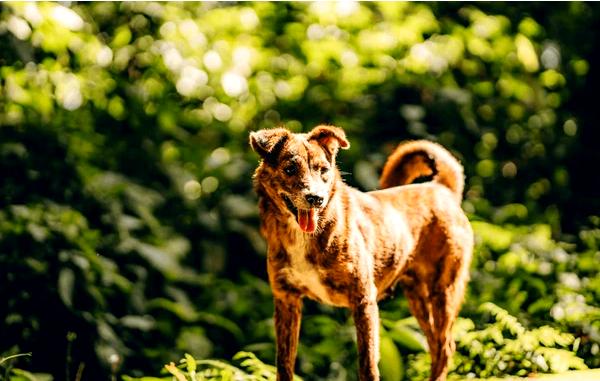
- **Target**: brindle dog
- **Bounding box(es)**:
[250,125,473,381]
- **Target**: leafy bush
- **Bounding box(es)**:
[406,303,587,380]
[124,352,300,381]
[469,218,600,369]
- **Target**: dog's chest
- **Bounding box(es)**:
[283,234,336,305]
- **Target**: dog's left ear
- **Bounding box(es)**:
[308,125,350,158]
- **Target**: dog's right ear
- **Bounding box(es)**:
[249,128,290,164]
[307,125,350,159]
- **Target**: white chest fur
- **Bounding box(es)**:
[283,231,335,305]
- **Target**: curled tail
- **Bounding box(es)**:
[379,140,465,201]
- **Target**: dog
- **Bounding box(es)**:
[249,125,473,381]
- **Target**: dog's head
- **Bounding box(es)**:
[250,125,350,233]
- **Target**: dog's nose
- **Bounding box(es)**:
[305,194,324,207]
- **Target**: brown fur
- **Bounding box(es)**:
[250,125,473,381]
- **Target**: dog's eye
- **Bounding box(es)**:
[320,166,330,174]
[284,164,298,176]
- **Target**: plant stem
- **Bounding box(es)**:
[0,353,32,366]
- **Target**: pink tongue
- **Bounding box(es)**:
[298,209,316,233]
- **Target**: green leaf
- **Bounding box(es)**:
[0,352,32,365]
[472,221,514,252]
[122,377,171,381]
[9,368,53,381]
[58,268,75,308]
[184,353,196,373]
[120,315,155,331]
[387,322,427,352]
[379,335,404,381]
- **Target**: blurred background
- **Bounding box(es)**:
[1,2,599,380]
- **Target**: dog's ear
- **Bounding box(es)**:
[249,128,290,164]
[308,125,350,158]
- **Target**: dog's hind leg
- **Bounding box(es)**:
[428,251,471,381]
[401,278,438,374]
[274,295,303,381]
[403,272,458,381]
[400,254,469,381]
[428,292,456,381]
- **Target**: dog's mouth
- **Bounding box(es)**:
[282,195,319,233]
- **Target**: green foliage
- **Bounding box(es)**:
[406,303,587,380]
[379,334,404,381]
[124,352,301,381]
[469,219,600,369]
[382,317,428,353]
[0,2,599,380]
[0,353,51,381]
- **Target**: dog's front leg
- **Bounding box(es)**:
[274,295,302,381]
[352,298,380,381]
